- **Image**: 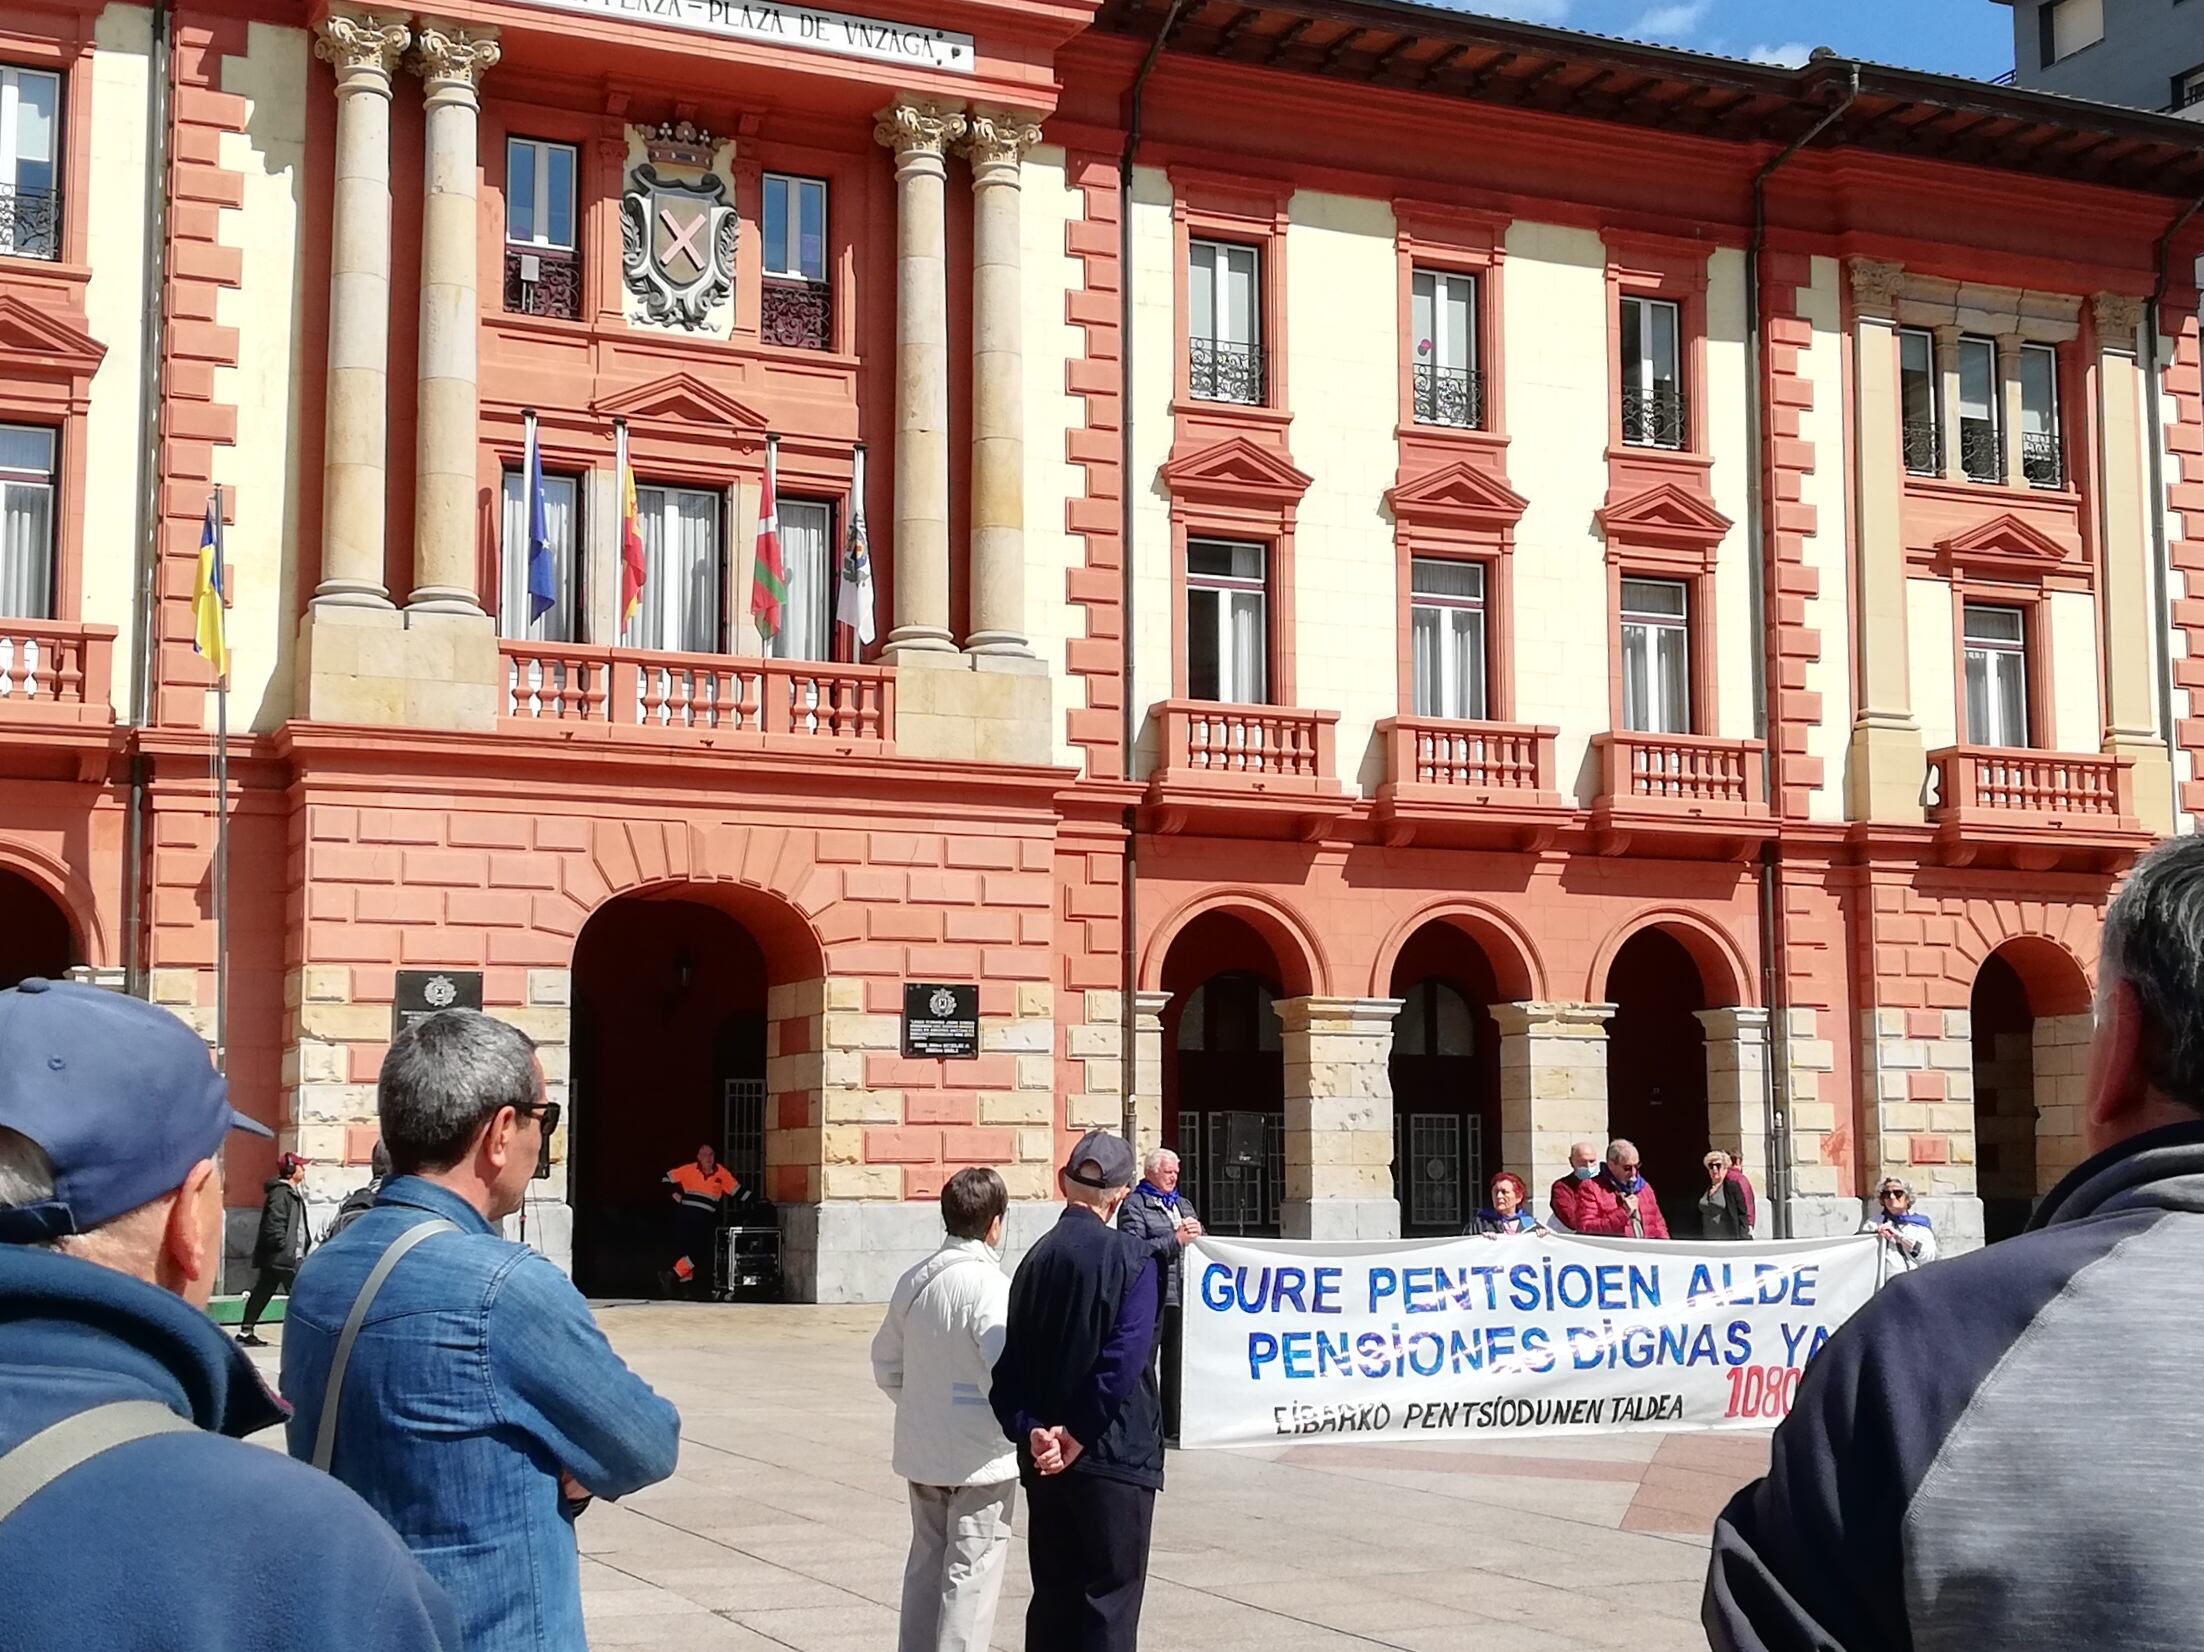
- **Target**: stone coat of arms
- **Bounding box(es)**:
[621,121,737,333]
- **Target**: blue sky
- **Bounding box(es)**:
[1455,0,2015,80]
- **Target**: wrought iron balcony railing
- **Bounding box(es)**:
[2022,431,2064,490]
[1902,418,1942,476]
[1959,418,2002,484]
[761,276,832,351]
[1619,384,1685,450]
[0,184,59,261]
[1412,362,1485,429]
[1189,338,1265,406]
[502,244,581,320]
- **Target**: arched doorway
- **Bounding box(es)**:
[570,893,771,1296]
[1970,938,2092,1244]
[0,868,75,990]
[1162,912,1288,1237]
[1604,928,1710,1218]
[1388,923,1504,1236]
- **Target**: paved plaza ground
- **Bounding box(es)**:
[249,1302,1761,1650]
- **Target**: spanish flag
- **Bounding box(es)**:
[192,491,229,682]
[617,421,646,637]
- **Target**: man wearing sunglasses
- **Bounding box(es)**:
[280,1010,681,1652]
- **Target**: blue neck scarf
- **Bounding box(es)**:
[1888,1209,1932,1230]
[1606,1170,1645,1196]
[1137,1179,1180,1209]
[1476,1207,1534,1231]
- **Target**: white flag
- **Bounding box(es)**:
[836,444,877,650]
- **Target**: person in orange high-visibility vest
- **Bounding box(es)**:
[662,1146,738,1297]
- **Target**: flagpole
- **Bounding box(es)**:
[211,487,230,1078]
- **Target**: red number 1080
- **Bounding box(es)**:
[1724,1365,1803,1420]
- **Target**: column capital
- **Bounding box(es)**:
[2092,290,2145,347]
[1994,329,2026,362]
[1931,321,1964,351]
[874,99,967,161]
[1273,995,1404,1036]
[313,10,411,87]
[961,108,1044,176]
[409,18,501,100]
[1491,1001,1616,1038]
[1846,256,1904,321]
[1694,1005,1771,1041]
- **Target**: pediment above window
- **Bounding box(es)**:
[1933,511,2075,579]
[589,372,768,433]
[1596,481,1732,566]
[1160,435,1313,507]
[1386,461,1528,530]
[0,296,105,407]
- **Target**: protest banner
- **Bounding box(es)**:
[1180,1230,1879,1448]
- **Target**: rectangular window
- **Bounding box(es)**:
[770,498,833,663]
[0,66,61,260]
[498,467,580,644]
[1619,296,1684,449]
[2019,343,2061,489]
[504,138,575,249]
[762,174,827,281]
[1188,239,1262,405]
[1619,577,1690,735]
[2177,64,2204,111]
[760,174,831,350]
[0,423,55,619]
[623,485,723,655]
[1963,604,2029,748]
[1410,558,1488,721]
[1957,335,2001,483]
[1410,269,1480,428]
[1186,538,1267,703]
[1899,327,1940,476]
[2042,0,2104,64]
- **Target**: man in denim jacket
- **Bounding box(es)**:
[282,1011,681,1651]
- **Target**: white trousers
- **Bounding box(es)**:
[899,1479,1017,1652]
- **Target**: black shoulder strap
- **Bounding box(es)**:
[311,1217,458,1472]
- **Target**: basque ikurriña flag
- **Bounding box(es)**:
[617,421,646,634]
[750,434,786,648]
[523,411,556,622]
[835,442,876,656]
[191,491,229,682]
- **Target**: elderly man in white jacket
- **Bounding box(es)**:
[871,1167,1017,1652]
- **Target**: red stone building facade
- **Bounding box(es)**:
[2,0,2202,1293]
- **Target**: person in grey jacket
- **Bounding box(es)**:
[1706,833,2204,1650]
[1118,1149,1202,1444]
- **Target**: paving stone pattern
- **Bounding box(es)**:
[248,1304,1760,1649]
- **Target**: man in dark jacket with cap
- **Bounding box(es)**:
[0,977,457,1652]
[1707,834,2204,1650]
[990,1129,1185,1652]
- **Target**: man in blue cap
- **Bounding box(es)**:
[990,1129,1182,1652]
[0,977,457,1651]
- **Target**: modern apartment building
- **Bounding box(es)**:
[1998,0,2204,113]
[4,0,2204,1296]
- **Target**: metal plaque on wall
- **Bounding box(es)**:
[393,969,485,1037]
[902,982,979,1059]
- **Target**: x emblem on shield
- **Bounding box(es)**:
[656,199,710,281]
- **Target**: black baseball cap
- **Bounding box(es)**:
[1064,1129,1136,1189]
[0,978,272,1244]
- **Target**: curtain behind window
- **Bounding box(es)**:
[498,469,578,643]
[771,500,831,662]
[627,487,721,654]
[0,425,55,620]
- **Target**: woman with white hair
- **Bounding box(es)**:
[1118,1147,1203,1444]
[1859,1176,1938,1271]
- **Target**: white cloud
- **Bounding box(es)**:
[1633,1,1712,36]
[1746,41,1816,66]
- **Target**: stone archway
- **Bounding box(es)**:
[1971,937,2094,1244]
[0,865,76,990]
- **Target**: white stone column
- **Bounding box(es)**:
[406,19,500,613]
[1996,333,2027,489]
[1133,990,1169,1153]
[961,110,1041,657]
[1491,1003,1613,1206]
[1933,323,1965,481]
[310,10,410,608]
[1277,996,1401,1241]
[1697,1006,1770,1233]
[874,101,965,659]
[1844,258,1925,822]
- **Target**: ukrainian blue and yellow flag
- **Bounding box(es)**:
[192,491,229,682]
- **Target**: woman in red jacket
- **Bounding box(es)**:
[1569,1139,1670,1240]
